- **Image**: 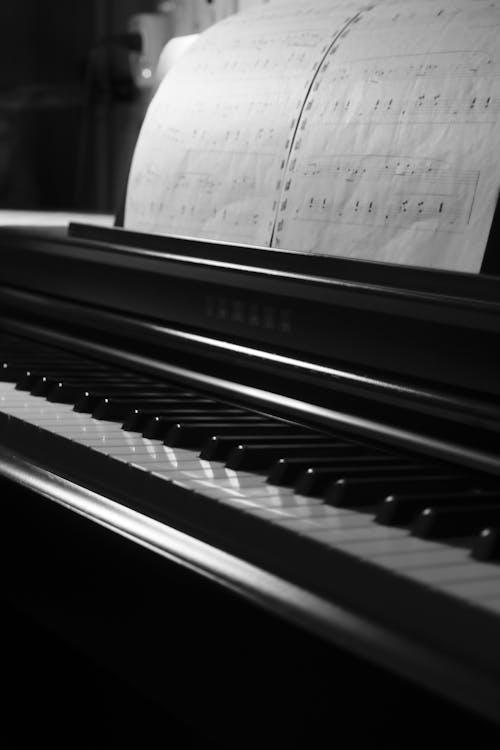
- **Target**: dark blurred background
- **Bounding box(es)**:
[0,0,159,216]
[0,1,265,218]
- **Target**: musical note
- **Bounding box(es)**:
[318,92,499,125]
[358,4,500,31]
[355,6,459,31]
[303,154,479,188]
[293,192,470,231]
[326,51,500,85]
[285,153,479,232]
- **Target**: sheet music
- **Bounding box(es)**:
[273,0,500,271]
[125,0,361,246]
[125,0,500,273]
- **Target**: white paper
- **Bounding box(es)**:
[125,0,362,246]
[125,0,500,273]
[273,0,500,272]
[155,34,200,87]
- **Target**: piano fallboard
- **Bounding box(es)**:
[1,222,500,403]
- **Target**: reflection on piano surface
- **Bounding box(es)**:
[1,221,500,745]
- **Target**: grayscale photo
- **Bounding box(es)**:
[1,1,500,747]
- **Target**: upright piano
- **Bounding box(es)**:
[1,219,500,746]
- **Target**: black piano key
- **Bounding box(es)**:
[164,420,296,448]
[2,357,81,372]
[74,389,190,413]
[27,364,113,375]
[472,527,500,561]
[25,374,141,397]
[57,377,163,390]
[376,490,500,526]
[72,390,166,411]
[141,409,246,437]
[16,367,120,391]
[95,396,216,415]
[120,398,219,417]
[93,399,221,422]
[226,442,345,471]
[142,407,243,440]
[412,503,500,539]
[124,411,266,433]
[15,371,50,390]
[296,463,433,498]
[325,473,465,508]
[200,433,326,462]
[267,452,400,487]
[30,378,57,397]
[48,382,148,404]
[93,392,209,404]
[123,404,238,432]
[1,363,28,382]
[33,375,143,398]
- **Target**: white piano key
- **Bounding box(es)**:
[250,504,352,520]
[304,524,408,544]
[181,470,269,489]
[11,403,75,413]
[74,440,163,451]
[59,435,157,446]
[3,380,500,623]
[39,421,126,432]
[216,493,322,511]
[478,597,500,614]
[262,511,374,532]
[136,460,214,472]
[326,536,445,557]
[26,420,125,434]
[91,444,173,457]
[222,492,324,512]
[134,456,261,484]
[133,446,202,464]
[188,480,302,503]
[190,483,253,500]
[441,579,500,600]
[371,547,472,571]
[215,496,271,511]
[403,561,500,585]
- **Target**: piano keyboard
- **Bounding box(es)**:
[2,332,500,656]
[0,335,500,600]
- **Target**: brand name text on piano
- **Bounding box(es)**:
[205,295,292,333]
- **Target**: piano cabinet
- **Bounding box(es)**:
[2,223,500,745]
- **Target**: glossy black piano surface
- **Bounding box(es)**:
[1,222,500,746]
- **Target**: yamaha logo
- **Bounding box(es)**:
[205,295,292,333]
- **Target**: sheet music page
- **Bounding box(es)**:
[125,0,362,246]
[125,0,500,273]
[273,0,500,272]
